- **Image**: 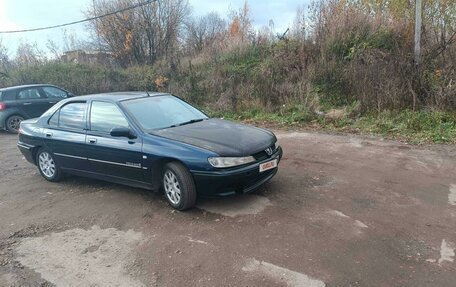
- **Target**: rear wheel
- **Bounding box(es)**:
[6,115,24,133]
[36,148,63,182]
[162,162,196,210]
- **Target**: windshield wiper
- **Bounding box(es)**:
[168,118,206,128]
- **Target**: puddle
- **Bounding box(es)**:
[15,225,145,286]
[242,258,325,287]
[276,132,312,139]
[449,184,456,206]
[326,210,368,229]
[197,195,271,217]
[328,210,350,218]
[438,239,455,265]
[354,220,368,228]
[349,138,364,148]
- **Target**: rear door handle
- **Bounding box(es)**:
[49,101,57,104]
[88,138,97,144]
[45,132,52,138]
[23,102,32,105]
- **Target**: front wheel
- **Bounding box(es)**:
[162,162,196,210]
[36,149,63,182]
[6,115,24,133]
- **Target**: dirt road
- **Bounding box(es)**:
[0,130,455,286]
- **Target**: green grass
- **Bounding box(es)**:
[354,110,456,144]
[208,108,456,144]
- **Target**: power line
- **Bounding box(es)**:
[0,0,156,34]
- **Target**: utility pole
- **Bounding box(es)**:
[414,0,422,64]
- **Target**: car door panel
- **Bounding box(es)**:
[15,88,50,118]
[86,133,144,182]
[44,128,88,170]
[85,100,144,182]
[44,101,88,170]
[41,86,69,111]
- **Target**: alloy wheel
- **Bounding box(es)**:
[38,152,56,178]
[164,170,181,205]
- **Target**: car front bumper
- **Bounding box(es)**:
[191,146,283,197]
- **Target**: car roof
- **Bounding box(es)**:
[75,91,170,102]
[0,84,61,91]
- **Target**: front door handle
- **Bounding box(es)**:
[23,102,32,105]
[88,138,97,144]
[49,101,57,104]
[45,132,52,138]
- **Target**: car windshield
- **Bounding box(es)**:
[121,95,208,131]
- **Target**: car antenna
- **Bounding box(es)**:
[145,91,150,96]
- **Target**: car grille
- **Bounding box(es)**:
[252,143,277,161]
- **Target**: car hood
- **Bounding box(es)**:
[152,118,276,156]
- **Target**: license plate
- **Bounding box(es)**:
[259,159,278,172]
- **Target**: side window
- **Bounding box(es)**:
[42,87,68,99]
[48,110,59,126]
[17,88,43,100]
[59,102,86,130]
[90,101,129,133]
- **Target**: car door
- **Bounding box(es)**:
[16,87,50,118]
[85,100,144,182]
[40,86,69,111]
[44,101,88,170]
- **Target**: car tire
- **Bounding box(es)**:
[162,162,196,210]
[6,115,24,133]
[36,148,63,182]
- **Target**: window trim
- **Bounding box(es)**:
[88,100,130,136]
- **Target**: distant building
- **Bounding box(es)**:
[60,50,113,66]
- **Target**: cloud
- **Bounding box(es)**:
[0,0,21,31]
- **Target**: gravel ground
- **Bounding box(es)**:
[0,130,455,286]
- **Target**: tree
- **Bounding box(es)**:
[15,42,45,66]
[0,38,10,85]
[184,12,227,54]
[291,5,307,40]
[87,0,190,67]
[228,1,253,44]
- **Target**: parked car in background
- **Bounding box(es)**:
[0,84,73,133]
[17,92,282,210]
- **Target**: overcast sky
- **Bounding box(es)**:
[0,0,308,55]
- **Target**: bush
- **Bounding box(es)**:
[1,63,157,95]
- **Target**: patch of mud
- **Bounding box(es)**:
[197,195,271,217]
[242,258,325,287]
[15,225,145,286]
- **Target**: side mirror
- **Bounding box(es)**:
[67,93,75,98]
[110,127,136,139]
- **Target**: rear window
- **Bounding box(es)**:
[49,102,87,130]
[17,88,43,100]
[0,91,2,100]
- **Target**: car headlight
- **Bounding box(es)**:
[274,142,280,150]
[208,156,256,168]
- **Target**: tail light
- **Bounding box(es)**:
[0,102,5,110]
